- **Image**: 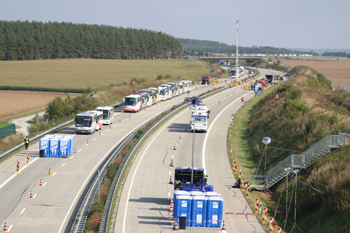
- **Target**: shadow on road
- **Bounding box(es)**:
[129,197,169,205]
[168,123,188,133]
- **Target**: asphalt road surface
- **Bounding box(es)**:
[0,79,230,233]
[114,69,283,232]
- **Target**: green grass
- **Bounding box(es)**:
[0,59,209,90]
[0,120,9,128]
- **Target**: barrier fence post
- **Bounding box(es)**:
[15,161,21,174]
[26,153,30,165]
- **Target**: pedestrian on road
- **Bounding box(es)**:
[24,136,29,150]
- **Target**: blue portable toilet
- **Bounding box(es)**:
[207,196,224,228]
[59,138,70,158]
[39,136,51,157]
[205,192,221,198]
[191,196,207,227]
[190,191,205,197]
[173,191,189,219]
[174,195,192,226]
[50,137,60,157]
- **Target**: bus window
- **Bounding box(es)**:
[75,116,92,127]
[125,97,136,106]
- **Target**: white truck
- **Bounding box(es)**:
[190,105,210,132]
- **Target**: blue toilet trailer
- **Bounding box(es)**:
[191,196,208,227]
[207,196,224,228]
[174,195,192,226]
[50,137,60,157]
[39,136,51,157]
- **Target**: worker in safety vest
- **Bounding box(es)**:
[24,136,29,150]
[204,175,208,185]
[276,94,279,100]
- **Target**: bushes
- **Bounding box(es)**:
[284,99,308,119]
[278,84,302,100]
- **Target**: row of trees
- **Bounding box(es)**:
[0,21,183,60]
[177,38,318,55]
[322,51,350,58]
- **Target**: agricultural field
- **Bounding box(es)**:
[0,59,209,90]
[0,91,79,121]
[282,59,350,87]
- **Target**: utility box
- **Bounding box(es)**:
[179,215,187,229]
[191,196,207,227]
[207,197,223,228]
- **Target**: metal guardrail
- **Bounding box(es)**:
[266,133,349,188]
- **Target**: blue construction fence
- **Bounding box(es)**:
[0,124,16,139]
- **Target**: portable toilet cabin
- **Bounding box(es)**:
[174,191,189,221]
[190,191,205,197]
[39,135,52,157]
[205,192,221,198]
[207,196,224,228]
[174,195,192,226]
[59,136,73,158]
[50,137,60,157]
[191,196,208,227]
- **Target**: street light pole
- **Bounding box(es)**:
[191,120,194,184]
[235,20,239,83]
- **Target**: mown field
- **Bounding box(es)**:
[0,59,209,90]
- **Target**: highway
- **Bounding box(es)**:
[0,79,228,233]
[114,68,283,232]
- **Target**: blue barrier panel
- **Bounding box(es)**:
[207,196,223,228]
[191,196,207,227]
[174,195,192,225]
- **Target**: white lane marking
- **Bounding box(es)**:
[20,208,26,214]
[61,163,66,167]
[53,172,57,176]
[202,92,251,173]
[70,156,74,159]
[86,144,89,147]
[107,129,110,132]
[78,149,82,153]
[33,194,37,199]
[114,125,117,128]
[43,182,47,187]
[0,157,40,190]
[8,225,13,232]
[93,138,96,141]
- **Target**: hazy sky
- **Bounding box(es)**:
[1,0,349,49]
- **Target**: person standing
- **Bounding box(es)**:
[204,175,208,185]
[276,94,279,101]
[241,96,244,104]
[24,136,29,150]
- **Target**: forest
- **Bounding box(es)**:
[0,21,183,60]
[321,51,350,57]
[178,38,318,55]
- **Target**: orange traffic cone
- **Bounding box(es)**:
[119,119,122,124]
[67,151,70,159]
[109,124,112,129]
[3,222,8,232]
[29,190,34,199]
[170,159,174,167]
[39,179,43,187]
[48,168,52,176]
[99,130,102,136]
[222,220,226,230]
[173,145,176,151]
[87,138,89,144]
[129,114,131,118]
[74,148,77,154]
[169,175,173,184]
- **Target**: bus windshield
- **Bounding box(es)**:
[102,110,109,120]
[194,117,206,123]
[160,89,166,95]
[125,97,137,106]
[75,116,92,127]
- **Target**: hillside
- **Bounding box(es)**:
[245,66,350,232]
[177,38,317,55]
[0,21,182,60]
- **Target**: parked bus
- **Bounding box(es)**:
[95,106,114,125]
[175,81,184,95]
[75,111,97,134]
[148,87,159,104]
[94,111,103,130]
[139,89,153,107]
[138,92,148,109]
[123,93,142,112]
[147,88,157,105]
[182,80,192,94]
[158,87,167,101]
[160,84,171,100]
[166,82,178,98]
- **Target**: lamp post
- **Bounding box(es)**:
[235,20,239,83]
[262,137,271,192]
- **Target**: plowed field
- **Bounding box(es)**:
[282,60,350,86]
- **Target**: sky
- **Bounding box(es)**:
[1,0,350,50]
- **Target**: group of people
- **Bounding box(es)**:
[175,175,209,190]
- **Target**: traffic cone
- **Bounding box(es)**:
[129,114,131,118]
[173,145,176,151]
[170,159,174,167]
[29,190,34,199]
[15,161,21,174]
[169,175,173,184]
[67,151,70,159]
[179,134,181,140]
[247,100,249,104]
[99,130,102,136]
[3,222,8,232]
[221,220,226,230]
[39,179,43,187]
[26,153,30,165]
[48,168,52,176]
[121,109,124,113]
[74,148,77,154]
[173,219,179,231]
[109,124,112,129]
[119,119,122,123]
[87,138,89,144]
